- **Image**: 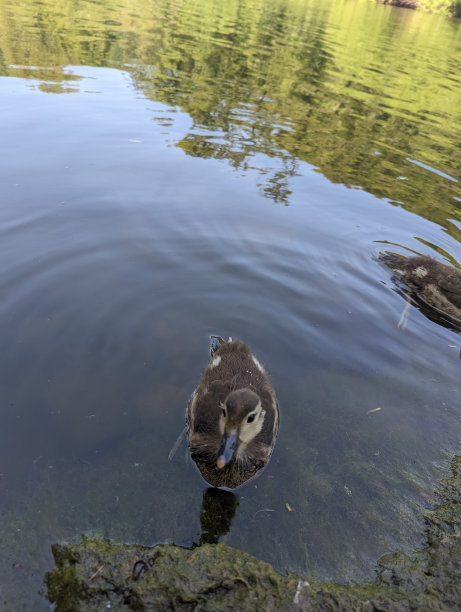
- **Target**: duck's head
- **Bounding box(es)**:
[216,388,265,469]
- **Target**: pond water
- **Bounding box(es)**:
[1,0,460,608]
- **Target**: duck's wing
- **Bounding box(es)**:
[189,380,229,434]
[438,274,461,308]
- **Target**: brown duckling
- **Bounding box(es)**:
[187,339,279,489]
[381,254,461,327]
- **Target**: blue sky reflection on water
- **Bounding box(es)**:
[0,0,460,608]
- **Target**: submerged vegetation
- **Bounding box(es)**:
[46,456,461,610]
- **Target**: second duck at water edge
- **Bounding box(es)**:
[381,253,461,328]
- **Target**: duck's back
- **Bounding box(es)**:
[381,254,461,325]
[202,340,272,390]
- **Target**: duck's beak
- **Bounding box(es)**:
[216,431,238,469]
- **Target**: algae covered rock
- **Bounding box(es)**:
[377,455,461,609]
[46,457,461,611]
[46,538,312,611]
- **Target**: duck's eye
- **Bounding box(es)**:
[247,413,256,424]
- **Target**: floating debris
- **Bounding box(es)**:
[254,508,274,517]
[88,565,104,582]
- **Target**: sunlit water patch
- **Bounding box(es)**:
[0,0,460,609]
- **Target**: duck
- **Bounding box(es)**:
[187,339,279,489]
[381,253,461,327]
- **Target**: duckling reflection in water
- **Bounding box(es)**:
[187,339,279,489]
[200,488,239,545]
[381,254,461,329]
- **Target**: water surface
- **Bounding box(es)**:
[0,0,460,609]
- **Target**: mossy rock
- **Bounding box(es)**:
[46,458,461,611]
[46,539,312,611]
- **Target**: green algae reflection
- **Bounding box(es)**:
[0,0,459,221]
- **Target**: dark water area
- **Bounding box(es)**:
[0,0,460,608]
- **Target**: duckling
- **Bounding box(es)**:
[381,254,461,327]
[187,339,279,489]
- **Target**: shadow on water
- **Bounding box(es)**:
[199,488,239,546]
[131,486,237,582]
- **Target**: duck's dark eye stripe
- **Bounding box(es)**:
[247,413,256,424]
[222,408,226,417]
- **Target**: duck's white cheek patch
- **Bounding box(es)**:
[210,355,221,368]
[251,355,264,372]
